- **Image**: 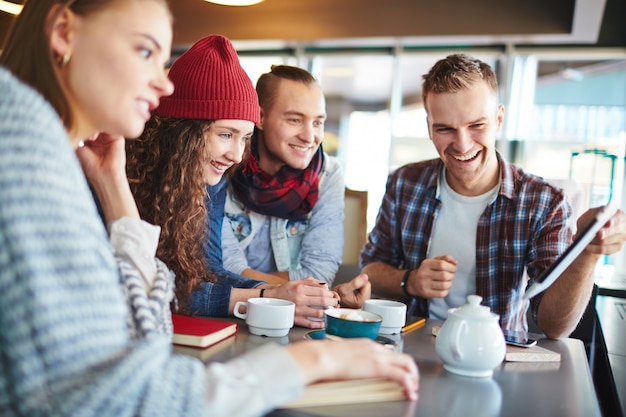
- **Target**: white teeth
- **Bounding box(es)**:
[291,144,310,152]
[211,161,228,172]
[454,151,479,161]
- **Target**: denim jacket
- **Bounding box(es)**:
[223,155,344,285]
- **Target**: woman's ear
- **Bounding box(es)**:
[47,4,75,64]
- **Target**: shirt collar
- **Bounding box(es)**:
[429,152,513,201]
[496,151,516,200]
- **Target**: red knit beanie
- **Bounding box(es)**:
[156,35,260,124]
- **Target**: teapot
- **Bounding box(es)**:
[435,294,506,377]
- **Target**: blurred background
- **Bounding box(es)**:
[1,0,624,277]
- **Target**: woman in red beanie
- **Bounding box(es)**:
[127,35,345,327]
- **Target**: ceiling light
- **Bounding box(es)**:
[0,0,23,15]
[204,0,264,6]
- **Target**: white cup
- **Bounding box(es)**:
[363,299,407,335]
[234,297,295,337]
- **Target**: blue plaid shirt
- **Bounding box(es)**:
[361,153,574,332]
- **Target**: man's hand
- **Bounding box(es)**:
[579,207,626,256]
[333,273,371,308]
[408,255,457,298]
[263,278,339,329]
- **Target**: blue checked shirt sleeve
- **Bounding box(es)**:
[525,190,573,323]
[361,168,406,268]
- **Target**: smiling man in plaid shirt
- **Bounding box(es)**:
[361,54,626,339]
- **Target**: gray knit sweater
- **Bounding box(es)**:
[0,67,304,417]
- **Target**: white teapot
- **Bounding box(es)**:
[435,294,506,377]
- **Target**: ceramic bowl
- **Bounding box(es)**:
[324,308,382,340]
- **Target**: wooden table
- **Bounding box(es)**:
[179,318,601,417]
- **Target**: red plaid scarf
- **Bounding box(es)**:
[231,140,323,220]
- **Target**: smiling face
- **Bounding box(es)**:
[425,80,504,196]
[256,79,326,175]
[202,119,254,186]
[59,0,174,140]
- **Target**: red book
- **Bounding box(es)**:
[172,314,237,348]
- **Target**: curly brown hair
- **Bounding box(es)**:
[126,114,216,311]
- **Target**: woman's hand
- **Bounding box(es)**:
[76,132,127,185]
[76,132,140,223]
[286,338,419,401]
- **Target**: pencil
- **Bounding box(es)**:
[401,317,426,334]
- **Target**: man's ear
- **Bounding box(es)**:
[496,104,505,132]
[256,108,265,131]
[47,4,75,63]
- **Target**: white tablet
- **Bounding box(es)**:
[524,201,618,299]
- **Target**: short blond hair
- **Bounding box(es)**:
[421,53,498,110]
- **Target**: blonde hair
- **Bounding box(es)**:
[421,53,498,110]
[255,64,318,113]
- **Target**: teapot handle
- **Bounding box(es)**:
[450,320,467,362]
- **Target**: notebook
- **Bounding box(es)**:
[173,333,237,362]
[279,378,405,408]
[172,314,238,348]
[505,344,561,362]
[524,201,618,299]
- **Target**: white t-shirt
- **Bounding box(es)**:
[428,170,499,319]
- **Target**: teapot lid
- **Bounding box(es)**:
[451,295,498,319]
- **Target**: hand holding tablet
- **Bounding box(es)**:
[524,201,618,299]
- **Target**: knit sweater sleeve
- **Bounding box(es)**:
[0,68,208,416]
